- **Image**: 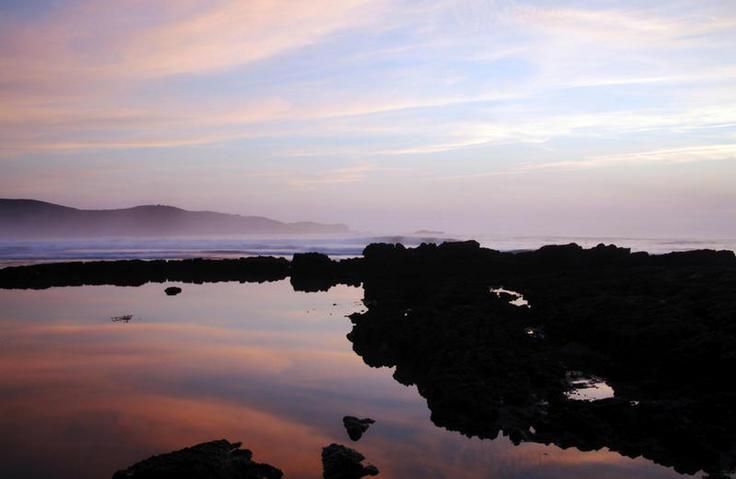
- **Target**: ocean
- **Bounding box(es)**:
[1,234,734,267]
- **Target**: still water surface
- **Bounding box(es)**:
[0,281,698,478]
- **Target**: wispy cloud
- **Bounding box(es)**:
[121,0,382,77]
[3,0,736,157]
[525,144,736,171]
[0,0,383,83]
[436,144,736,181]
[285,163,413,189]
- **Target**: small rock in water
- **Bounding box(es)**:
[164,286,182,296]
[111,439,282,479]
[322,444,379,479]
[342,416,375,441]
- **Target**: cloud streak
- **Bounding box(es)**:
[527,144,736,171]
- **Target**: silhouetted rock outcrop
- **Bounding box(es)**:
[111,439,283,479]
[164,286,182,296]
[321,444,378,479]
[342,416,375,441]
[347,241,736,478]
[290,253,361,292]
[4,240,736,477]
[0,257,290,289]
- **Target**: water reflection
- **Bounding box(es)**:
[565,372,616,401]
[0,281,694,478]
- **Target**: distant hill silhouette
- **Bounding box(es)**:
[0,199,350,238]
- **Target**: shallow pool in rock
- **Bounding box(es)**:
[490,287,530,307]
[564,372,616,401]
[0,281,702,478]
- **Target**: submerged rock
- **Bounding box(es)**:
[111,439,283,479]
[164,286,182,296]
[342,416,375,441]
[322,444,379,479]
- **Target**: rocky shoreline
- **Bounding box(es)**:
[348,243,736,478]
[3,241,736,478]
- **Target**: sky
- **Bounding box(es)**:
[1,0,735,237]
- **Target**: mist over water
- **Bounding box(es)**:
[1,234,735,267]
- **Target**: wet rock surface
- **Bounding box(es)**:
[342,416,375,441]
[111,439,283,479]
[321,444,379,479]
[164,286,182,296]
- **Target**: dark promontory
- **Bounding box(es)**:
[0,199,350,238]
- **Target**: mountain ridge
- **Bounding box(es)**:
[0,199,351,238]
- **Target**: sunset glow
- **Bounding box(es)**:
[1,0,735,235]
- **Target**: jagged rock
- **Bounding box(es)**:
[164,286,182,296]
[348,242,736,478]
[342,416,375,441]
[322,444,379,479]
[111,439,282,479]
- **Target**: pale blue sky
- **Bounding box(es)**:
[1,0,735,235]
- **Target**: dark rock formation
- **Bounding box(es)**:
[0,256,290,289]
[290,253,361,292]
[4,240,736,477]
[321,444,379,479]
[164,286,182,296]
[342,416,375,441]
[111,439,282,479]
[347,241,736,478]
